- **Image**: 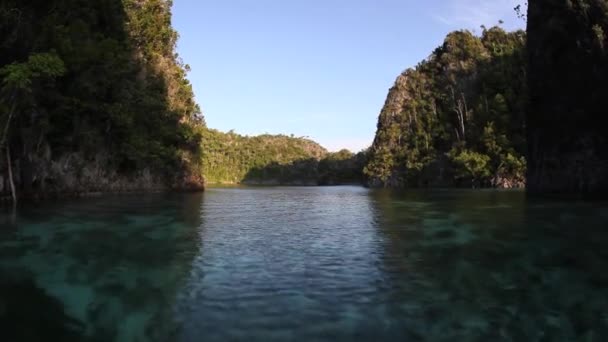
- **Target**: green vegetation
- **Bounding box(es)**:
[10,1,604,195]
[318,149,367,185]
[201,129,326,184]
[201,129,366,185]
[0,52,66,202]
[0,0,366,195]
[0,0,204,199]
[365,27,527,188]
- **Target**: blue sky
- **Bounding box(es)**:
[173,0,526,152]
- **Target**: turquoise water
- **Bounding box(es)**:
[1,187,608,341]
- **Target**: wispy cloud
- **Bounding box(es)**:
[432,0,525,30]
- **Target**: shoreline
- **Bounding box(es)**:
[0,186,204,205]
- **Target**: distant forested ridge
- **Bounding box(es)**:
[0,0,205,199]
[365,27,527,188]
[201,129,366,185]
[526,0,608,196]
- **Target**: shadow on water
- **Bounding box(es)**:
[369,189,608,340]
[0,271,90,342]
[0,193,204,342]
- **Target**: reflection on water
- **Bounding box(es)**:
[1,187,608,341]
[0,194,203,342]
[0,273,89,342]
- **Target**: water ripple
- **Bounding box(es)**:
[1,187,608,341]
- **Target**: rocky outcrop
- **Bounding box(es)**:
[0,0,205,201]
[526,0,608,197]
[0,150,203,201]
[365,28,527,188]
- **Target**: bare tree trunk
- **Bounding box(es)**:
[460,92,468,139]
[457,105,465,140]
[1,92,17,147]
[451,87,467,143]
[7,145,16,206]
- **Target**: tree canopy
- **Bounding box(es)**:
[366,27,527,188]
[0,0,205,197]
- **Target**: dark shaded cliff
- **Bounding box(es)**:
[365,27,527,188]
[0,0,205,201]
[526,0,608,196]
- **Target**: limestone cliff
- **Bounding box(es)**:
[366,28,527,188]
[0,0,204,200]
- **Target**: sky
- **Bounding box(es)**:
[172,0,526,152]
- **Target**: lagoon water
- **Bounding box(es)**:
[1,186,608,341]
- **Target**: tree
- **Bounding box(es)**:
[0,52,65,204]
[448,148,491,187]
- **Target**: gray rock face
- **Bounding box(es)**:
[1,150,203,201]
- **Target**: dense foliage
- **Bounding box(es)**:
[318,149,367,185]
[365,27,527,188]
[526,0,608,196]
[0,0,204,198]
[201,129,366,185]
[201,129,326,184]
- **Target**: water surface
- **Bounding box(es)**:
[1,187,608,341]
